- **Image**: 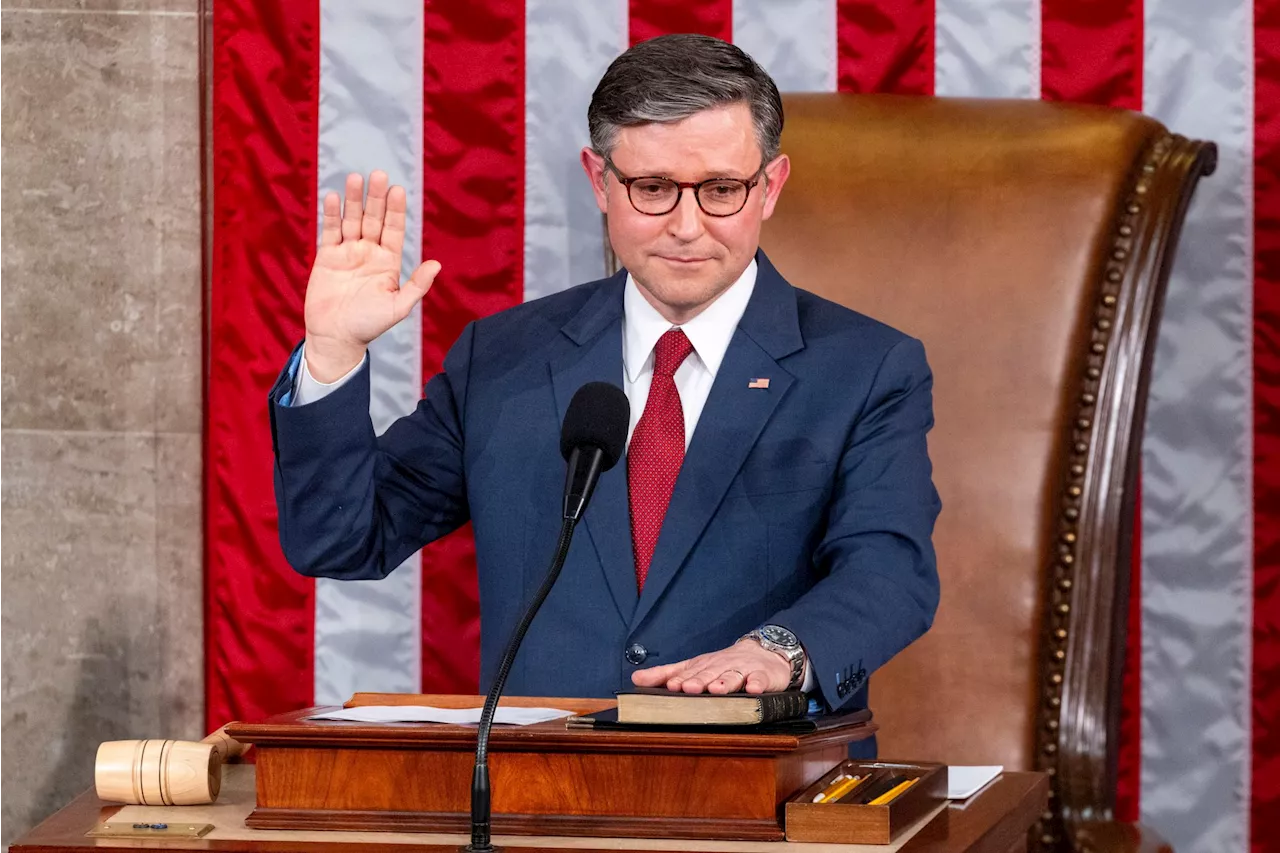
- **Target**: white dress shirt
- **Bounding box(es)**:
[622,259,756,445]
[292,258,811,690]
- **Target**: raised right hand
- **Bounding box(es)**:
[303,171,442,382]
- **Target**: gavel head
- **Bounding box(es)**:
[95,739,221,805]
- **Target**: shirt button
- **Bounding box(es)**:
[625,643,648,665]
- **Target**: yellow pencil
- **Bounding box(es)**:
[810,773,853,803]
[813,774,862,804]
[868,777,918,806]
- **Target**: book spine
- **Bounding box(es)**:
[758,691,806,723]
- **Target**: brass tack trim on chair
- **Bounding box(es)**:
[1038,133,1160,851]
[1032,128,1217,853]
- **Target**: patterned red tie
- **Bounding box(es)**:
[628,329,695,592]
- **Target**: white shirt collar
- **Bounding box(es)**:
[623,259,758,384]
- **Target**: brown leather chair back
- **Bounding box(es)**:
[760,94,1214,845]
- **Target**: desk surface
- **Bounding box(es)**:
[9,765,1047,853]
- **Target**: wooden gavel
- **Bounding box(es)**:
[95,725,249,805]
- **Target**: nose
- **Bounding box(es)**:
[665,189,705,242]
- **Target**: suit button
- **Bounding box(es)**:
[625,644,648,665]
[836,682,849,698]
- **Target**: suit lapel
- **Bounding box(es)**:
[548,271,637,625]
[630,252,804,631]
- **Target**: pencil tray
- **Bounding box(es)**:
[783,760,946,844]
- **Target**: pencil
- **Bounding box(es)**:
[868,777,919,806]
[813,774,862,804]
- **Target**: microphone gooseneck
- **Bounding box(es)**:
[467,516,574,852]
[466,382,628,853]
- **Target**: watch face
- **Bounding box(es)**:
[761,625,799,648]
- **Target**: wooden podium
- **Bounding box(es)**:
[225,693,877,842]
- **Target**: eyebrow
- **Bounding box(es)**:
[623,165,756,181]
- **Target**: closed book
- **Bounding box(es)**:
[564,705,873,734]
[614,688,808,725]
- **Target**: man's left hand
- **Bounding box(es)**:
[630,639,792,694]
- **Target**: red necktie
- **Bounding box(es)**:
[628,329,695,592]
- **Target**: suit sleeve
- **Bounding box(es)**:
[768,337,941,711]
[268,324,476,580]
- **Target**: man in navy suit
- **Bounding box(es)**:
[270,35,940,721]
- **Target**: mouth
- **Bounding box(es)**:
[658,255,711,265]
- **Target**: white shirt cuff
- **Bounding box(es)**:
[292,343,365,406]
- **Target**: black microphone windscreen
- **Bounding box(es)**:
[560,382,629,471]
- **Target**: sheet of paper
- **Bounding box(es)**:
[307,705,573,726]
[947,765,1003,799]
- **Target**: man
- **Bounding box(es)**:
[270,35,940,724]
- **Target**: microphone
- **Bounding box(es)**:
[560,382,630,521]
[467,381,629,853]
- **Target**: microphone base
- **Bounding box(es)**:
[463,845,497,853]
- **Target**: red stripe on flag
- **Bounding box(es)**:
[1040,0,1145,818]
[836,0,934,95]
[629,0,732,46]
[1041,0,1143,110]
[418,0,526,694]
[206,0,319,729]
[1254,0,1280,847]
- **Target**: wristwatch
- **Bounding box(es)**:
[741,624,807,689]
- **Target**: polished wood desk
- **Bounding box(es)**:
[8,765,1047,853]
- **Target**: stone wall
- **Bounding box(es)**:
[1,0,205,843]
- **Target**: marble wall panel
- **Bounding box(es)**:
[1,2,204,845]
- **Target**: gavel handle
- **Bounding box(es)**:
[200,724,250,762]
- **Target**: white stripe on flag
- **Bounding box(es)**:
[313,0,425,704]
[934,0,1040,97]
[1140,0,1254,849]
[733,0,838,93]
[525,0,629,301]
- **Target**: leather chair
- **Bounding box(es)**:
[604,93,1216,851]
[761,95,1215,853]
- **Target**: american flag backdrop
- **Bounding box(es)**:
[206,2,1276,850]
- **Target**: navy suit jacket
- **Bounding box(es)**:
[269,251,940,716]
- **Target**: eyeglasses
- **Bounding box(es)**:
[603,158,764,217]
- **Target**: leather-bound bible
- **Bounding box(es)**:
[615,688,808,725]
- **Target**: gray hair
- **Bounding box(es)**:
[588,34,784,165]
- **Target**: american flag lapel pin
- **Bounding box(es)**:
[748,377,770,389]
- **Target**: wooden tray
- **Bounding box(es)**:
[784,760,946,844]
